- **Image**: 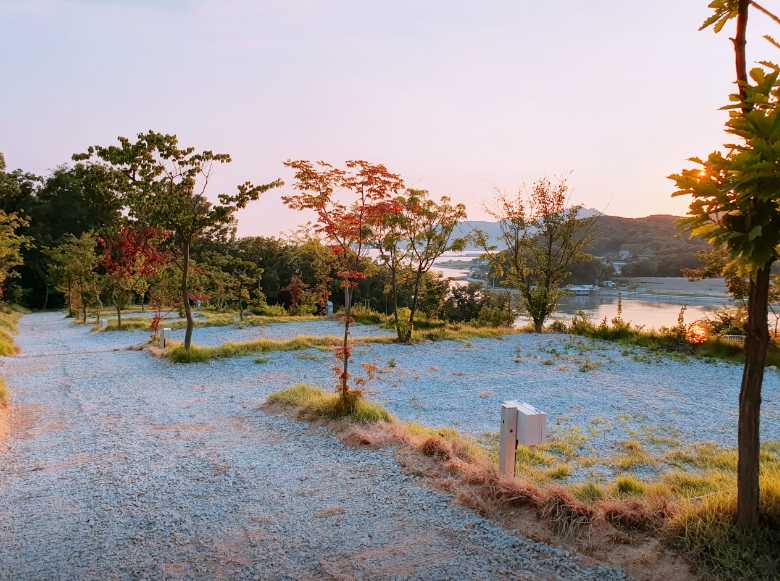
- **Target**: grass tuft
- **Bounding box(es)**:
[266,384,392,424]
[613,475,647,496]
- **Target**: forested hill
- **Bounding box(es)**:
[456,214,708,277]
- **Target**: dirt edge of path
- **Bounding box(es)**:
[262,402,694,581]
[0,404,8,447]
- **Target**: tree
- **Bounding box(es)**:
[0,211,29,300]
[374,194,409,337]
[48,233,101,323]
[669,0,780,527]
[99,226,170,328]
[401,190,466,341]
[283,160,403,396]
[281,273,309,315]
[478,177,592,332]
[0,160,121,308]
[76,131,282,352]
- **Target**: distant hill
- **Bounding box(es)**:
[455,213,707,277]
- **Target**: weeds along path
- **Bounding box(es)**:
[0,312,625,580]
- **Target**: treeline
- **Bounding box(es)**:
[0,138,514,337]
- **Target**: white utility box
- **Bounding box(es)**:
[498,400,547,477]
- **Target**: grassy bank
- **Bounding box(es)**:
[0,305,24,406]
[551,313,780,367]
[264,385,780,580]
[98,309,322,332]
[160,322,517,364]
[164,335,367,363]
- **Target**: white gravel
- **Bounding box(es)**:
[0,312,626,580]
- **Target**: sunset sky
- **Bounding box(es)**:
[2,0,777,236]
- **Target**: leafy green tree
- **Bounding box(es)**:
[76,131,282,352]
[0,210,30,299]
[401,190,466,341]
[669,0,780,527]
[478,177,592,332]
[0,159,121,307]
[48,233,101,323]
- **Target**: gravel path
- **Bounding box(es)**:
[0,312,625,580]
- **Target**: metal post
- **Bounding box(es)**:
[499,403,519,477]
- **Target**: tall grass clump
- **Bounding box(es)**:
[266,384,392,424]
[0,305,23,356]
[0,376,9,407]
[665,467,780,580]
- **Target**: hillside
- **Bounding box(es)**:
[456,214,707,277]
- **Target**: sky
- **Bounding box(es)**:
[1,0,777,236]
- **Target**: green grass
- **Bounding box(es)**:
[162,322,516,364]
[266,384,392,424]
[666,466,780,580]
[99,317,153,332]
[558,314,780,367]
[612,475,647,496]
[166,335,352,363]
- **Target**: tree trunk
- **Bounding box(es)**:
[182,239,194,352]
[406,269,424,343]
[390,261,401,340]
[42,285,49,310]
[736,263,771,527]
[116,304,122,330]
[67,278,73,318]
[340,286,352,395]
[734,0,750,107]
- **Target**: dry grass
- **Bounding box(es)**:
[0,376,9,407]
[0,305,24,408]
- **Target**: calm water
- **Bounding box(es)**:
[524,293,729,330]
[429,257,733,330]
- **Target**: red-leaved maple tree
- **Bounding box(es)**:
[283,160,404,397]
[99,226,171,329]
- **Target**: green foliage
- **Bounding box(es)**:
[0,159,122,307]
[0,211,29,296]
[670,60,780,270]
[46,232,102,322]
[76,131,283,351]
[476,177,594,332]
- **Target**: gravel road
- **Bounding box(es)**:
[0,312,625,580]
